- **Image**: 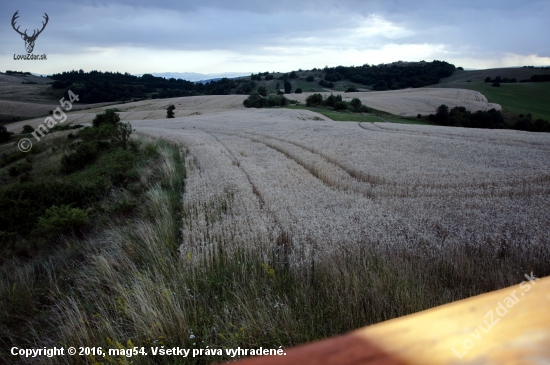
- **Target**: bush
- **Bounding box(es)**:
[295,88,302,94]
[243,92,268,108]
[358,105,370,113]
[258,86,267,97]
[0,181,99,237]
[346,87,359,92]
[89,109,131,149]
[334,101,348,111]
[306,93,323,107]
[21,125,34,134]
[61,141,102,174]
[325,94,336,107]
[265,74,274,81]
[92,109,120,128]
[350,98,362,111]
[267,95,289,107]
[0,125,11,143]
[305,75,314,82]
[492,82,501,87]
[37,204,91,238]
[8,161,32,177]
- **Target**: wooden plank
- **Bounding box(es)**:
[229,275,550,364]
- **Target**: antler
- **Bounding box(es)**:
[29,13,49,39]
[11,11,27,37]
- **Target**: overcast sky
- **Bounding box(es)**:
[1,0,549,76]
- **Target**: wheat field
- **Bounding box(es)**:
[134,108,549,263]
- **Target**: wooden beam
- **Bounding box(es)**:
[229,275,550,364]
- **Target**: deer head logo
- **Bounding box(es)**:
[11,11,49,54]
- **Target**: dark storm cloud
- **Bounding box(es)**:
[1,0,548,65]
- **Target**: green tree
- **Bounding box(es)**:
[305,93,323,107]
[350,98,362,111]
[284,81,292,94]
[166,104,175,118]
[295,88,303,94]
[434,104,450,125]
[305,75,314,82]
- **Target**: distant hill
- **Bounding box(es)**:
[432,67,550,121]
[439,67,550,83]
[146,72,249,82]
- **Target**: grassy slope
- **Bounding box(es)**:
[285,104,430,125]
[432,68,550,120]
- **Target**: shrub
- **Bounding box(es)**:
[92,109,120,128]
[37,204,91,238]
[265,74,274,81]
[21,125,34,134]
[243,92,268,108]
[492,82,501,87]
[88,109,131,149]
[305,75,314,82]
[334,101,348,111]
[484,77,492,83]
[267,95,289,107]
[358,105,370,113]
[350,98,362,111]
[295,88,303,94]
[0,181,99,237]
[8,161,32,177]
[60,141,111,174]
[258,86,267,97]
[325,94,336,107]
[306,93,323,107]
[0,125,11,143]
[346,87,359,92]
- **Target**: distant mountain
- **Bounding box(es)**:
[145,72,250,82]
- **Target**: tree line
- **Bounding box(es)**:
[50,70,265,104]
[429,105,550,132]
[322,60,455,90]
